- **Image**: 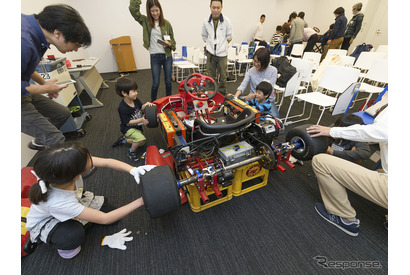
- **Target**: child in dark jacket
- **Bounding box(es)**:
[327,114,371,164]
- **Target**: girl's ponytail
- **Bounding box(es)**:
[28,180,49,205]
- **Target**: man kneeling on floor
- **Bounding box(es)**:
[306,107,388,236]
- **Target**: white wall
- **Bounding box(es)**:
[21,0,387,73]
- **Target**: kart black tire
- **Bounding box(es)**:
[285,124,329,161]
[140,165,180,218]
[145,105,158,128]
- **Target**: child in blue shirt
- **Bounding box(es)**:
[245,81,272,121]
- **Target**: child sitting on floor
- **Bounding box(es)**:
[113,77,154,162]
[245,81,272,121]
[326,114,371,164]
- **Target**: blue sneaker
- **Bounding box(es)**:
[315,203,360,237]
[112,136,126,147]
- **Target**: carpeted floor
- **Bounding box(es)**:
[21,68,387,274]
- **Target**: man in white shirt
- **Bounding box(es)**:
[202,0,232,95]
[306,107,388,236]
[254,14,265,42]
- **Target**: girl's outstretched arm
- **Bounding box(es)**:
[76,197,144,225]
[92,156,134,173]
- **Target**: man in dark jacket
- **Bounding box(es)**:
[21,5,91,150]
[341,3,364,51]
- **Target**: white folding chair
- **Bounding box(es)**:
[340,56,355,67]
[358,59,388,107]
[254,45,265,52]
[237,44,253,76]
[175,62,198,82]
[353,51,386,79]
[277,59,314,124]
[289,44,304,58]
[376,45,388,55]
[276,72,305,125]
[291,58,314,91]
[314,65,360,95]
[192,48,206,74]
[332,82,362,116]
[287,66,360,124]
[226,47,237,82]
[186,47,194,62]
[175,47,198,82]
[275,72,303,111]
[302,52,321,72]
[325,49,347,59]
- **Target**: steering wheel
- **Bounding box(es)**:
[183,73,218,101]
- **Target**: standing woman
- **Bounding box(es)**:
[129,0,176,102]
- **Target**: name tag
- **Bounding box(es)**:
[164,35,171,40]
[331,143,344,151]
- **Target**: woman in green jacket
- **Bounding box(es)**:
[129,0,176,101]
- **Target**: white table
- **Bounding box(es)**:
[68,58,108,109]
[237,58,253,76]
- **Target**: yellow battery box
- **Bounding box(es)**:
[232,161,269,196]
[158,113,176,146]
[179,171,233,212]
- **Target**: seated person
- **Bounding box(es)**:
[326,114,371,164]
[245,81,272,121]
[270,25,284,47]
[228,47,279,118]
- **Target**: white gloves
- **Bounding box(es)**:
[130,165,156,184]
[101,229,133,250]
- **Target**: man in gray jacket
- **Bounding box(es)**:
[202,0,232,95]
[286,12,304,56]
[341,2,364,51]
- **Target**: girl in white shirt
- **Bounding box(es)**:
[26,141,154,259]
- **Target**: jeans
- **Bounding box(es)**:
[150,53,173,102]
[21,94,71,146]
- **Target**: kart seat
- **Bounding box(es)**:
[195,107,255,134]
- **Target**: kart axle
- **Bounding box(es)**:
[177,155,264,188]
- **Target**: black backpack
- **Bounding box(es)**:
[350,43,373,64]
[271,56,297,88]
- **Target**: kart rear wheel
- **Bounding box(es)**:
[285,124,328,161]
[256,143,276,170]
[140,165,180,218]
[145,105,158,128]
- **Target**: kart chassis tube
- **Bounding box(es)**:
[177,154,264,188]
